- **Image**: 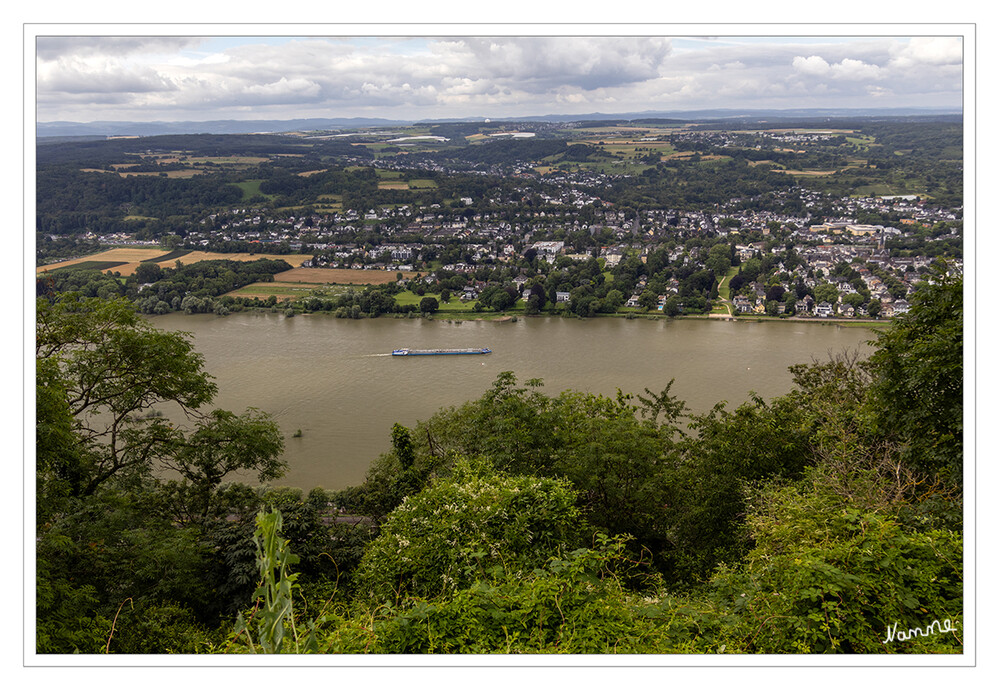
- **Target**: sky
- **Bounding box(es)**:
[30,28,967,124]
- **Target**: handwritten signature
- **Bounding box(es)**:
[884,618,958,644]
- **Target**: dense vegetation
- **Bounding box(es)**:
[35,267,963,654]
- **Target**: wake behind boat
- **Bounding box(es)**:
[392,347,491,356]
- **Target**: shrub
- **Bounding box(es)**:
[352,460,583,606]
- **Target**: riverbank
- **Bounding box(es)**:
[705,312,889,328]
[414,308,890,328]
[235,303,892,329]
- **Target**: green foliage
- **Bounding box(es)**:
[353,461,583,606]
[158,408,285,517]
[391,423,416,470]
[356,536,655,654]
[36,553,113,654]
[232,509,320,653]
[37,293,218,495]
[813,282,839,305]
[866,268,963,484]
[418,296,439,313]
[195,485,367,621]
[356,374,690,578]
[662,393,813,583]
[104,602,215,654]
[35,485,213,653]
[35,294,292,652]
[36,356,90,509]
[696,474,963,653]
[36,293,286,503]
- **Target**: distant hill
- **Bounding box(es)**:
[36,108,962,138]
[35,117,413,138]
[417,108,962,125]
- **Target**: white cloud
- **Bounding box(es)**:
[829,58,882,81]
[891,37,963,68]
[792,55,831,76]
[244,77,321,101]
[167,52,231,67]
[37,56,176,95]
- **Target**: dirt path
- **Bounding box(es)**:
[715,274,734,317]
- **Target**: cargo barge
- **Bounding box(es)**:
[392,347,491,356]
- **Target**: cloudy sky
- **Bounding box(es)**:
[33,30,966,123]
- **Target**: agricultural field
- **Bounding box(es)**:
[275,267,418,285]
[314,194,343,211]
[171,251,313,267]
[373,169,438,191]
[79,167,203,179]
[223,281,323,301]
[80,152,282,180]
[777,169,839,176]
[407,179,437,189]
[124,170,204,178]
[37,247,169,275]
[36,247,312,277]
[43,260,130,273]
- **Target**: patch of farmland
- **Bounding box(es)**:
[224,282,317,300]
[407,179,437,189]
[168,251,313,268]
[37,247,168,274]
[276,267,419,285]
[778,169,838,176]
[119,170,203,178]
[46,261,129,273]
[37,248,312,277]
[146,249,192,262]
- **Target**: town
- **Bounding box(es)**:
[37,117,963,320]
[75,185,962,321]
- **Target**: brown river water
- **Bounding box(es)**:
[149,312,878,491]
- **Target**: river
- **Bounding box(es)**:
[149,312,879,491]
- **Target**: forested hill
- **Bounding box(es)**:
[35,267,964,654]
[36,133,365,167]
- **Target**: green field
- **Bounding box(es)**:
[394,291,481,312]
[407,179,437,189]
[234,179,276,201]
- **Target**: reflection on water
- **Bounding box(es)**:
[150,312,877,490]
